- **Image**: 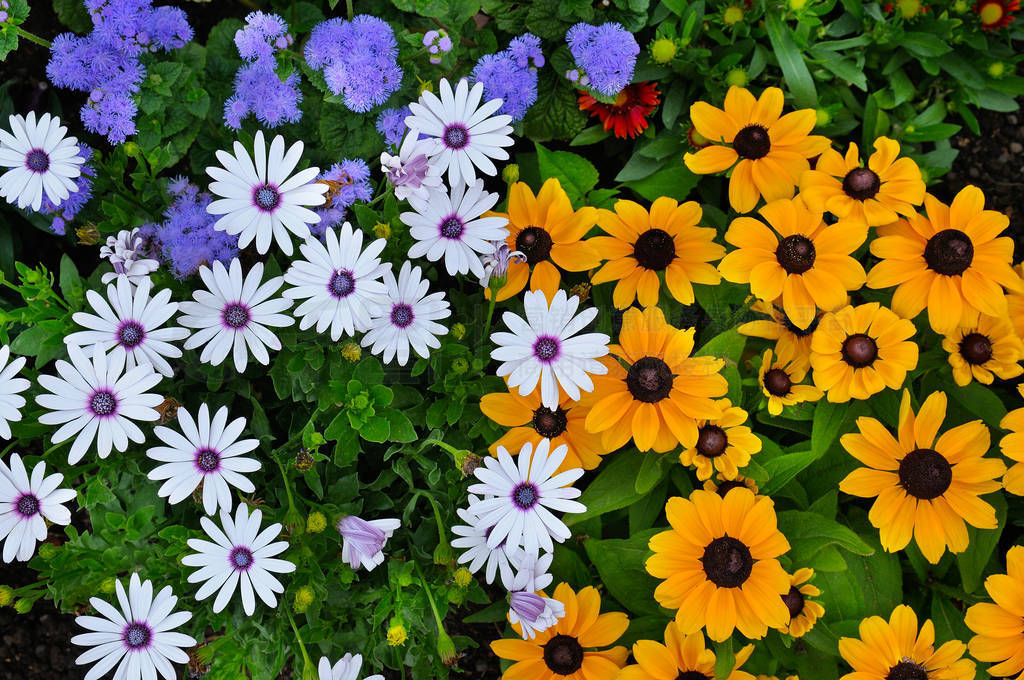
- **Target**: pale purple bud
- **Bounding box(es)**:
[510,591,545,623]
[423,30,439,46]
[337,515,386,569]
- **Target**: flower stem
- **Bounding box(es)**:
[414,561,446,640]
[285,609,313,672]
[482,295,496,345]
[14,26,51,49]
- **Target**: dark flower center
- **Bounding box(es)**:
[533,336,560,362]
[781,585,805,619]
[696,425,728,458]
[841,333,879,368]
[328,269,356,298]
[701,536,753,588]
[886,660,929,680]
[90,390,118,417]
[511,482,539,510]
[118,321,146,348]
[776,235,816,274]
[223,303,250,329]
[898,448,952,500]
[26,149,50,173]
[715,480,748,498]
[229,546,254,570]
[516,226,553,265]
[783,311,820,337]
[733,124,771,160]
[677,673,712,680]
[442,124,470,150]
[440,215,464,240]
[542,634,584,675]
[924,229,974,276]
[123,622,151,649]
[390,303,414,329]
[195,447,220,473]
[842,168,881,200]
[532,407,568,438]
[254,184,280,211]
[959,332,993,365]
[626,356,674,403]
[633,228,677,271]
[16,494,39,517]
[764,368,792,396]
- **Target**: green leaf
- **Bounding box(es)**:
[957,492,1007,593]
[584,529,663,615]
[776,510,874,562]
[381,408,417,443]
[695,326,745,404]
[760,449,816,496]
[359,415,390,443]
[901,32,953,59]
[52,0,92,32]
[569,450,647,524]
[634,450,665,495]
[764,13,817,108]
[622,163,700,203]
[535,143,599,205]
[59,254,83,309]
[569,125,611,147]
[713,639,735,680]
[931,594,974,645]
[815,511,902,622]
[948,381,1008,429]
[83,479,116,508]
[522,70,588,142]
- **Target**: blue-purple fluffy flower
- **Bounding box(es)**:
[305,16,403,113]
[565,22,638,96]
[472,33,544,122]
[223,12,302,129]
[376,106,410,148]
[310,160,373,237]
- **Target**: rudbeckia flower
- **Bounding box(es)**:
[487,178,601,302]
[585,307,728,453]
[703,473,760,498]
[678,398,762,481]
[839,605,975,680]
[718,198,866,330]
[998,385,1024,495]
[777,568,824,638]
[683,86,830,213]
[942,312,1023,386]
[799,137,925,227]
[618,622,756,680]
[866,186,1023,334]
[647,488,791,641]
[810,302,919,403]
[839,389,1005,563]
[590,197,724,309]
[490,583,629,680]
[758,347,822,416]
[738,298,824,371]
[577,81,661,139]
[966,546,1024,678]
[975,0,1019,29]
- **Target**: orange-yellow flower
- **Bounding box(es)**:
[998,385,1024,496]
[678,398,761,481]
[618,622,756,680]
[737,298,823,371]
[758,347,822,416]
[941,311,1024,387]
[777,568,824,638]
[966,546,1024,679]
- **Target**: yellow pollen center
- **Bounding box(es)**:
[980,2,1005,23]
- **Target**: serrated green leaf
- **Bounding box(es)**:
[535,143,599,205]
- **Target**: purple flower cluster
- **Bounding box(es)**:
[305,15,403,113]
[309,160,373,238]
[138,178,238,279]
[24,146,96,236]
[223,11,302,130]
[46,0,192,144]
[376,106,410,148]
[565,22,639,96]
[472,34,544,122]
[422,29,452,65]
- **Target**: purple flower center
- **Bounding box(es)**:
[195,447,220,473]
[122,622,151,650]
[439,215,464,240]
[117,321,146,348]
[442,123,470,150]
[222,303,250,329]
[229,546,254,571]
[16,493,39,518]
[26,149,49,173]
[484,524,507,549]
[90,390,118,417]
[533,336,560,362]
[512,482,540,510]
[391,303,414,329]
[253,183,280,211]
[328,269,356,299]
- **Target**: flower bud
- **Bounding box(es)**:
[723,5,744,24]
[14,598,33,614]
[387,621,408,646]
[453,568,473,588]
[815,108,831,127]
[341,342,361,362]
[433,541,455,566]
[372,222,391,240]
[37,543,59,560]
[436,629,457,665]
[293,585,315,613]
[650,38,677,64]
[293,449,314,472]
[725,68,748,88]
[501,164,520,185]
[76,224,100,245]
[450,357,469,376]
[450,323,466,341]
[0,585,13,606]
[100,577,116,594]
[306,511,326,533]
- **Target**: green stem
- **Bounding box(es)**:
[410,490,447,547]
[14,26,51,48]
[482,295,496,345]
[285,609,313,672]
[345,0,353,19]
[275,455,299,513]
[414,562,446,636]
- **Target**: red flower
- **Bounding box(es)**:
[577,82,660,139]
[975,0,1019,28]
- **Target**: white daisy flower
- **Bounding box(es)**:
[450,495,517,589]
[205,130,329,255]
[64,276,190,378]
[283,223,390,341]
[360,262,450,366]
[405,78,513,188]
[178,258,293,373]
[318,654,385,680]
[380,130,443,202]
[146,404,259,516]
[0,345,30,440]
[99,228,159,286]
[510,550,554,593]
[0,453,76,562]
[509,591,564,641]
[467,439,585,556]
[0,111,84,211]
[491,289,610,410]
[336,515,400,571]
[72,573,196,680]
[182,504,295,615]
[36,345,163,465]
[402,179,508,279]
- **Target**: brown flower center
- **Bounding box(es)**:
[841,333,879,368]
[532,406,568,438]
[781,585,805,619]
[516,226,553,265]
[886,660,929,680]
[959,332,993,365]
[924,229,974,276]
[677,673,712,680]
[543,634,584,675]
[701,536,753,587]
[763,368,792,396]
[776,235,816,274]
[696,425,728,458]
[714,480,748,498]
[733,124,771,160]
[783,311,821,337]
[626,356,674,403]
[842,168,881,200]
[633,228,677,271]
[898,448,952,500]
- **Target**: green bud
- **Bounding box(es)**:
[306,511,326,533]
[450,357,469,376]
[725,68,748,88]
[447,587,466,605]
[122,142,141,157]
[436,629,457,665]
[453,568,473,588]
[650,38,677,64]
[433,541,455,566]
[501,164,520,184]
[0,585,13,606]
[293,586,315,613]
[37,543,59,560]
[396,571,414,588]
[340,342,361,362]
[14,598,33,614]
[100,577,116,594]
[815,108,831,127]
[450,323,466,341]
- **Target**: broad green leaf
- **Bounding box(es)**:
[957,492,1007,593]
[635,450,666,495]
[948,381,1007,429]
[535,143,600,205]
[584,529,663,616]
[569,450,647,524]
[622,163,700,203]
[569,125,611,146]
[713,639,735,679]
[764,13,817,108]
[777,510,874,561]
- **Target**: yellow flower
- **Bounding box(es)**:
[387,623,407,646]
[590,198,724,309]
[777,568,824,637]
[684,86,830,213]
[703,473,760,498]
[799,137,925,227]
[737,298,822,371]
[942,311,1024,386]
[866,186,1023,334]
[839,605,975,680]
[758,347,823,416]
[998,385,1024,495]
[679,398,762,481]
[810,302,919,403]
[839,389,1005,563]
[618,621,756,679]
[718,198,866,330]
[966,546,1024,679]
[647,488,791,641]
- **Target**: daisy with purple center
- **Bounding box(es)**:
[182,504,295,615]
[0,453,76,562]
[64,276,190,378]
[360,261,451,366]
[0,345,30,440]
[402,178,509,279]
[0,111,84,211]
[178,258,294,373]
[491,289,610,410]
[404,78,514,188]
[467,438,586,556]
[71,573,196,680]
[337,514,401,571]
[146,403,260,516]
[36,344,163,465]
[205,130,329,255]
[380,130,443,203]
[450,495,518,589]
